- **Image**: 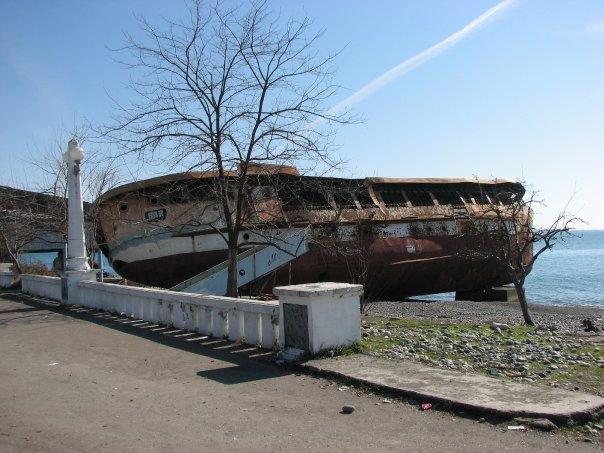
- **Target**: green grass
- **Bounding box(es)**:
[313,343,363,359]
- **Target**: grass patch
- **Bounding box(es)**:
[313,343,363,359]
[360,315,604,396]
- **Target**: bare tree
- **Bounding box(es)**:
[103,0,351,296]
[457,181,581,325]
[0,186,64,274]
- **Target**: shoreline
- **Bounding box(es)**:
[366,299,604,333]
[405,294,604,311]
[519,301,604,314]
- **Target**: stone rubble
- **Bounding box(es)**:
[361,321,603,394]
[513,417,558,431]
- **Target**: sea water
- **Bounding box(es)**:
[525,230,604,307]
[414,230,604,307]
[21,230,604,308]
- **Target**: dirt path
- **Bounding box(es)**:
[0,292,598,452]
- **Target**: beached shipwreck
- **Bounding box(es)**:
[95,165,528,298]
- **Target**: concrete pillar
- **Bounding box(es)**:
[0,263,15,288]
[64,139,90,272]
[274,282,362,356]
[61,139,97,304]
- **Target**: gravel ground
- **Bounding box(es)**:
[366,300,604,333]
[363,300,604,402]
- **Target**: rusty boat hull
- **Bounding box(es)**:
[96,168,528,298]
[110,235,507,299]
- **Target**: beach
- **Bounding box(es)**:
[367,300,604,333]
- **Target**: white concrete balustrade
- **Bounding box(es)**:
[21,275,63,300]
[78,282,279,349]
[20,275,279,349]
[20,273,362,354]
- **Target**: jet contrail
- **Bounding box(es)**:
[327,0,517,116]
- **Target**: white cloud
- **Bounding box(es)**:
[325,0,518,117]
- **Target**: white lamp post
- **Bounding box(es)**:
[63,139,90,271]
[61,139,96,304]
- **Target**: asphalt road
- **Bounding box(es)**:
[0,291,599,452]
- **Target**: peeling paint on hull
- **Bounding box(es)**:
[97,170,528,298]
[111,234,509,298]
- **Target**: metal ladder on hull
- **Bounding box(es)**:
[170,228,309,295]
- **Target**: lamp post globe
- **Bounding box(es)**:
[68,139,85,162]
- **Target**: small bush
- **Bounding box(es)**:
[20,261,56,277]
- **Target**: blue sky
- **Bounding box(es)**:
[1,0,603,228]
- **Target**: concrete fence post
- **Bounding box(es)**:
[0,263,16,288]
[274,282,363,356]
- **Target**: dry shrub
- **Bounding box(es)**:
[20,261,56,277]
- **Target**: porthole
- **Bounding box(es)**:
[119,203,129,212]
[149,196,158,205]
[243,233,250,240]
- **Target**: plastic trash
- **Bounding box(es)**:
[421,403,432,411]
[507,425,527,432]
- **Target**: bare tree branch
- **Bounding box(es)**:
[456,179,583,325]
[99,0,353,296]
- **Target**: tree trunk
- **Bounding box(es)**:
[13,258,22,275]
[5,244,22,274]
[514,282,534,326]
[225,242,239,298]
[1,235,21,274]
[7,253,23,275]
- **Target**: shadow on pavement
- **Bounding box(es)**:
[0,306,43,315]
[0,291,287,385]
